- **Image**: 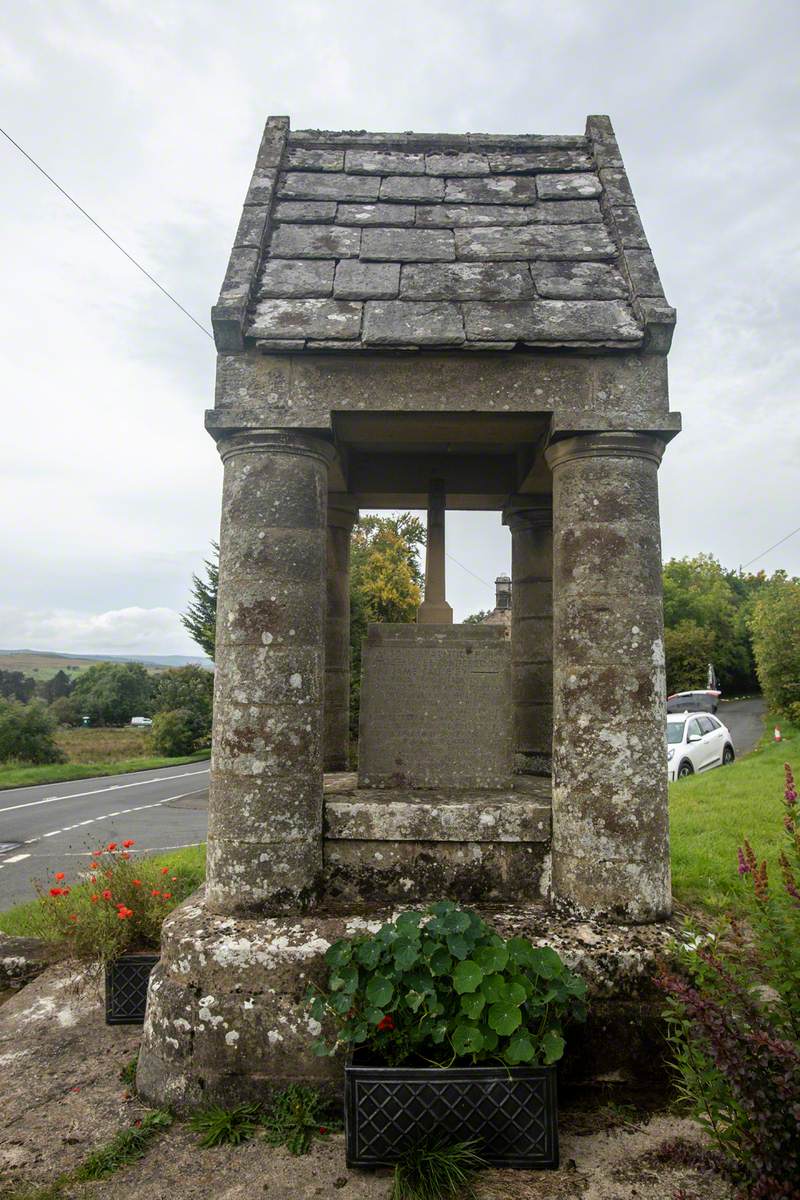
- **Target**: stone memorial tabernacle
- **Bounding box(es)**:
[137,115,679,1108]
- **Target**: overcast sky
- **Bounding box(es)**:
[1,0,798,654]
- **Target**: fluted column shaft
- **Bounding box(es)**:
[324,496,358,771]
[207,430,333,915]
[546,432,670,922]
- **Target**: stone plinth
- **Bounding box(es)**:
[136,891,680,1112]
[357,624,513,790]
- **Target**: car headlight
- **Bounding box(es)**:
[667,748,674,761]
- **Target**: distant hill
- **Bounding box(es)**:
[0,649,213,681]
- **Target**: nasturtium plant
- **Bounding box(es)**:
[306,901,586,1068]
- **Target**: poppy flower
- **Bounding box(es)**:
[102,889,112,901]
[90,862,99,870]
[63,887,71,896]
[117,907,133,920]
[49,887,63,896]
[132,879,142,887]
[122,839,135,848]
[151,889,160,897]
[91,895,99,903]
[171,876,177,882]
[55,872,65,881]
[161,892,172,900]
[90,876,97,884]
[107,842,118,851]
[161,867,169,875]
[69,914,78,923]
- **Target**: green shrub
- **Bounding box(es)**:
[189,1103,262,1147]
[391,1139,485,1200]
[49,695,83,727]
[307,900,585,1068]
[749,577,800,714]
[151,665,213,743]
[0,699,65,764]
[660,763,800,1197]
[150,708,197,756]
[262,1084,340,1155]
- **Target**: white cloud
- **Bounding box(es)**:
[0,606,191,655]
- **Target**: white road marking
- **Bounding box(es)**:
[1,853,30,864]
[16,789,207,850]
[0,768,210,815]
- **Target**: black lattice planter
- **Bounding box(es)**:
[344,1053,558,1169]
[105,952,159,1025]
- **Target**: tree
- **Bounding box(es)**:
[0,700,65,764]
[49,696,83,727]
[182,543,219,659]
[662,555,755,693]
[0,670,36,703]
[71,662,153,726]
[463,610,491,625]
[151,665,213,745]
[39,669,72,703]
[748,576,800,714]
[663,620,716,694]
[150,708,197,757]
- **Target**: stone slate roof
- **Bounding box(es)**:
[213,117,675,354]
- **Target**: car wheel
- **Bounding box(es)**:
[677,759,694,779]
[722,744,735,765]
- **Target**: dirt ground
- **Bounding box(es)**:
[0,963,734,1200]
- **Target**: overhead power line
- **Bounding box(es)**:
[446,552,493,588]
[0,125,213,339]
[741,524,800,570]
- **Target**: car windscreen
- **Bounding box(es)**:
[667,722,685,744]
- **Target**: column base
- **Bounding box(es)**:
[551,850,672,924]
[137,890,680,1111]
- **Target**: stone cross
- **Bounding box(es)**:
[417,479,453,625]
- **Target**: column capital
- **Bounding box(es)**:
[214,428,335,467]
[327,494,360,531]
[502,495,552,534]
[545,431,666,472]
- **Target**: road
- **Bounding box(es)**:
[0,761,209,910]
[718,696,766,757]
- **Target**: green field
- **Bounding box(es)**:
[0,650,166,682]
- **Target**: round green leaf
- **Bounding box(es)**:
[474,944,508,974]
[565,972,587,998]
[506,936,535,967]
[325,939,352,967]
[405,989,425,1013]
[351,1022,369,1044]
[429,947,453,976]
[479,1026,499,1052]
[500,981,527,1007]
[393,936,420,971]
[447,933,469,960]
[528,946,563,979]
[488,1001,522,1036]
[452,1023,485,1057]
[365,976,393,1008]
[460,992,485,1020]
[430,900,456,917]
[505,1033,535,1065]
[395,911,423,933]
[542,1029,566,1064]
[364,1006,385,1025]
[311,1038,331,1057]
[453,959,483,994]
[331,991,353,1015]
[442,910,471,934]
[355,940,382,969]
[480,973,506,1004]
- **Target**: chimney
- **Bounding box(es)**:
[495,574,512,611]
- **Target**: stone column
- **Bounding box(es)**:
[502,499,553,776]
[207,429,334,916]
[324,495,358,772]
[545,432,670,922]
[418,479,453,624]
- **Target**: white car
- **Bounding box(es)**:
[667,712,735,781]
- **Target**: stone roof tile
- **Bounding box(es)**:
[225,117,675,353]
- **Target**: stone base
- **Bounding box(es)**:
[136,891,679,1112]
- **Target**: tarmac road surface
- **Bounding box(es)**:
[0,761,209,910]
[717,696,766,758]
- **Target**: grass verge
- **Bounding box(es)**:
[670,713,798,914]
[0,751,209,791]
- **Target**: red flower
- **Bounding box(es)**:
[171,876,178,882]
[69,914,78,923]
[89,862,99,870]
[319,1127,328,1134]
[49,887,63,897]
[161,892,172,900]
[107,843,118,851]
[90,876,97,884]
[55,871,65,881]
[117,907,133,920]
[132,879,142,887]
[377,1014,395,1032]
[122,839,135,848]
[161,867,169,875]
[91,895,99,903]
[63,887,71,895]
[151,889,160,897]
[102,889,112,901]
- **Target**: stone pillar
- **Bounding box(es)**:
[207,429,334,915]
[418,479,453,624]
[502,499,553,776]
[324,495,358,772]
[545,432,670,922]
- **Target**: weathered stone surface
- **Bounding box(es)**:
[0,935,52,993]
[345,149,425,174]
[401,261,533,301]
[464,299,642,343]
[233,204,269,249]
[269,223,361,259]
[455,224,616,261]
[532,261,628,299]
[259,258,334,298]
[249,298,362,340]
[358,624,513,788]
[536,172,602,199]
[278,172,380,201]
[325,794,550,842]
[379,175,445,202]
[362,301,464,345]
[488,149,593,173]
[609,204,649,247]
[624,248,665,297]
[445,175,538,204]
[273,200,337,223]
[600,167,635,205]
[415,203,532,227]
[361,227,454,262]
[425,151,489,175]
[334,260,400,299]
[285,146,344,171]
[335,202,415,226]
[324,497,358,772]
